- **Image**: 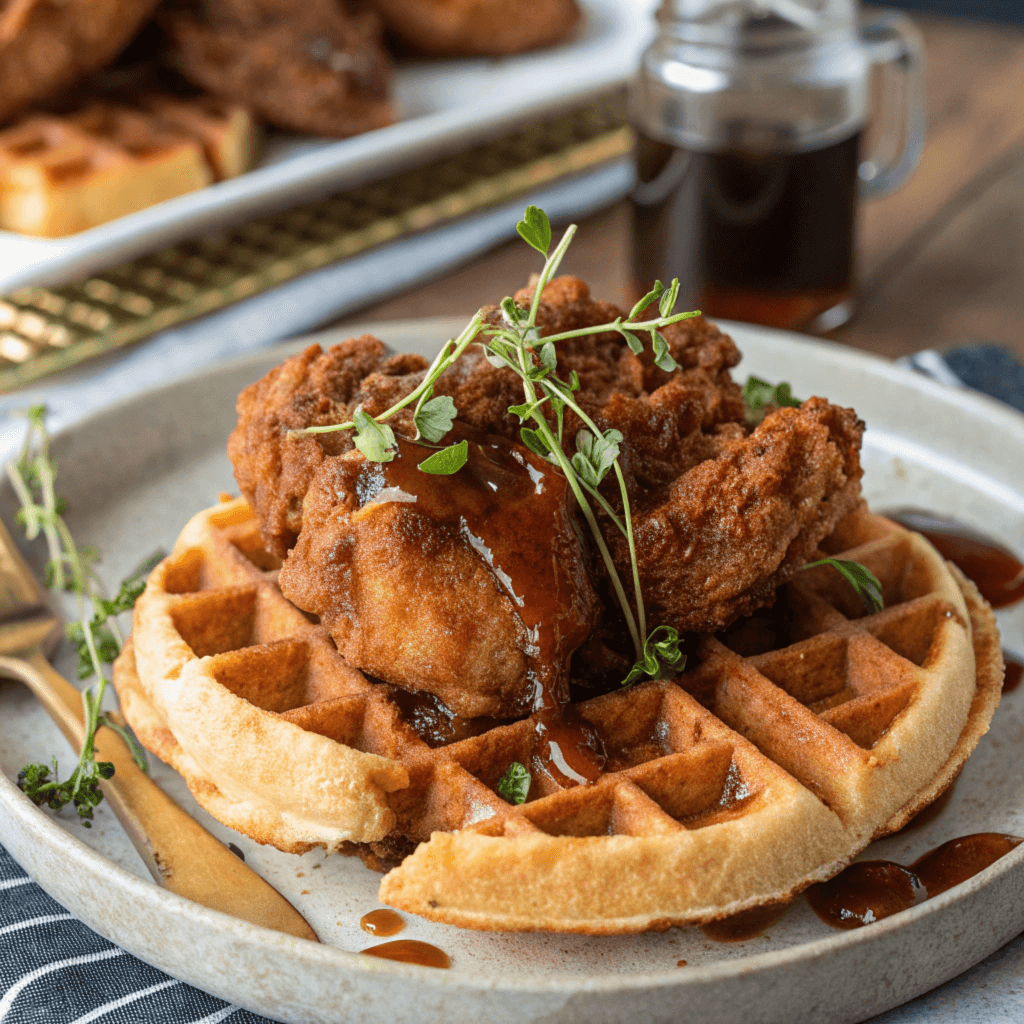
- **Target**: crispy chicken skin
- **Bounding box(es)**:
[278,437,598,718]
[229,335,428,557]
[163,0,392,137]
[0,0,161,124]
[370,0,580,57]
[619,398,864,633]
[230,275,863,649]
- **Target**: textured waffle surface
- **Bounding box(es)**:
[117,498,1002,933]
[0,98,256,238]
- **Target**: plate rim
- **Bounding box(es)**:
[2,317,1024,1001]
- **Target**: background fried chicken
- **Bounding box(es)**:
[0,0,161,124]
[162,0,393,137]
[230,276,864,649]
[370,0,581,57]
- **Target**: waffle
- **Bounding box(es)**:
[0,98,257,237]
[116,498,1003,934]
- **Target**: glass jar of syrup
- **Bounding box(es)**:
[630,1,925,333]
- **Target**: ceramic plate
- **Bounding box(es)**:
[0,0,654,294]
[1,318,1023,1024]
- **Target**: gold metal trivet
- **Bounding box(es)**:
[0,96,629,393]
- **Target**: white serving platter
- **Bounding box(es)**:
[0,0,655,295]
[1,318,1023,1024]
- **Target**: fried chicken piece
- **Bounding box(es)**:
[231,274,862,646]
[618,398,864,634]
[0,0,161,124]
[278,434,597,718]
[163,0,392,137]
[370,0,581,57]
[229,336,429,557]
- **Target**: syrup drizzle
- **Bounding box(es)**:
[887,510,1024,609]
[1003,654,1023,694]
[359,909,405,937]
[807,833,1023,930]
[359,939,451,968]
[362,434,605,787]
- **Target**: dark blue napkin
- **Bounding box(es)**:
[2,342,1023,1024]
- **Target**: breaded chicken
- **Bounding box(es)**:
[278,434,598,718]
[370,0,580,57]
[163,0,392,137]
[0,0,161,124]
[230,276,863,650]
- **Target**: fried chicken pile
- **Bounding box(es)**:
[230,277,864,716]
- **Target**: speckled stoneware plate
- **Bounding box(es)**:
[1,319,1023,1024]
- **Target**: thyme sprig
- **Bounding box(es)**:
[8,405,153,825]
[296,207,698,685]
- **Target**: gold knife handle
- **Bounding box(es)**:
[4,651,318,941]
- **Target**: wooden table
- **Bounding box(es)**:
[343,11,1024,364]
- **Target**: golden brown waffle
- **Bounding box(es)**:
[0,99,257,237]
[116,498,1002,934]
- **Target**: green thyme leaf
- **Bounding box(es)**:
[615,323,644,355]
[572,428,623,488]
[622,626,686,686]
[352,405,396,463]
[651,331,678,373]
[414,395,457,443]
[742,375,802,424]
[520,426,554,461]
[500,296,523,326]
[516,206,552,256]
[658,279,680,319]
[568,370,580,392]
[539,342,557,371]
[497,762,531,805]
[801,558,884,614]
[417,440,468,476]
[628,281,664,320]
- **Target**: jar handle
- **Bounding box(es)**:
[858,10,926,199]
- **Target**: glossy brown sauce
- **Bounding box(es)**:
[700,902,790,942]
[359,909,405,937]
[361,434,604,787]
[808,833,1022,930]
[388,687,501,748]
[887,510,1024,609]
[1003,655,1023,694]
[359,939,450,968]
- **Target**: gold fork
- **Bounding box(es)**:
[0,516,318,942]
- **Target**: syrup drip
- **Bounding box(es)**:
[363,434,604,787]
[359,909,405,937]
[808,833,1023,930]
[1003,655,1023,694]
[359,939,450,968]
[700,902,790,942]
[388,687,501,748]
[887,511,1024,609]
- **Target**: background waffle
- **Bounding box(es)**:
[0,98,257,237]
[116,498,1003,934]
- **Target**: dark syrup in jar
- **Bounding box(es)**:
[631,131,860,331]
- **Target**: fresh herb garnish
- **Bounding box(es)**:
[742,375,802,425]
[623,626,686,687]
[295,205,704,684]
[497,762,531,805]
[801,557,884,614]
[7,405,154,825]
